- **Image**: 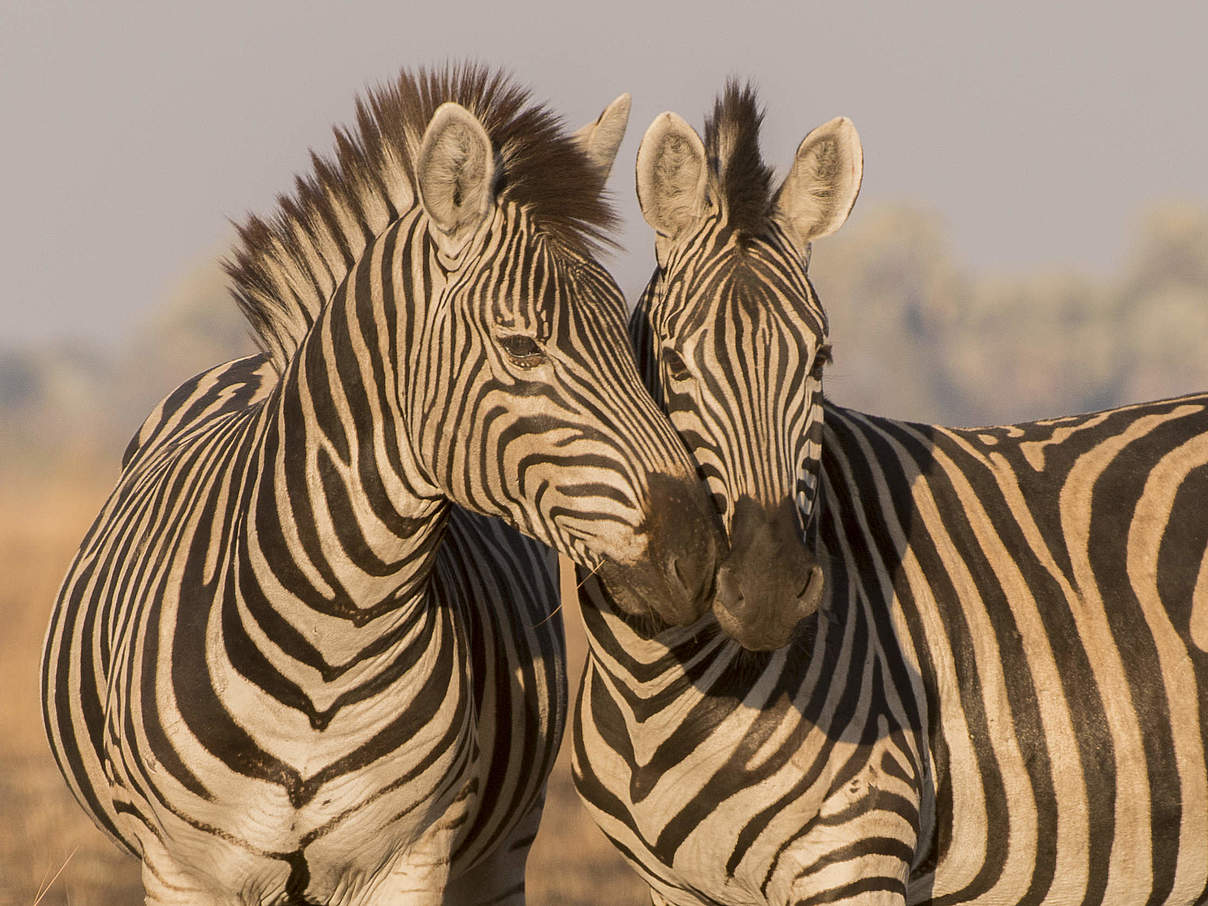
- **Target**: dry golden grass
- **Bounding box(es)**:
[0,470,644,905]
[0,474,144,905]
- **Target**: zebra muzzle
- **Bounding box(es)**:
[596,472,726,627]
[710,496,825,651]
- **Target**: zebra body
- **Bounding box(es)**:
[577,397,1208,905]
[50,354,566,902]
[42,67,721,905]
[571,84,1208,906]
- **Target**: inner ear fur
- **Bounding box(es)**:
[417,102,496,253]
[773,116,863,250]
[635,112,709,241]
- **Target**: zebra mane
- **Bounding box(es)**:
[224,63,618,371]
[703,81,775,241]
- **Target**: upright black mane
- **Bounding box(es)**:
[224,63,618,370]
[704,81,775,241]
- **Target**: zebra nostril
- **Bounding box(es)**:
[797,565,825,611]
[797,571,818,600]
[715,565,737,598]
[668,556,693,602]
[672,556,687,589]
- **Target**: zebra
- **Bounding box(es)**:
[41,65,725,906]
[571,82,1208,906]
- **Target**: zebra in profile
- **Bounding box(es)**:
[41,65,724,906]
[572,82,1208,906]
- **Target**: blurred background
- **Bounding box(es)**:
[3,1,1206,903]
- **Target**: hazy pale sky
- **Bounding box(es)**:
[4,0,1206,346]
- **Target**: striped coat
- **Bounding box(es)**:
[570,83,1208,906]
[577,397,1208,905]
[42,67,720,905]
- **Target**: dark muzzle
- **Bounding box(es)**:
[711,496,824,651]
[597,472,726,627]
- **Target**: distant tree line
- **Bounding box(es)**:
[814,202,1208,425]
[3,203,1207,477]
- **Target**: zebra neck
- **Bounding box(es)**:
[241,216,451,647]
[579,577,734,696]
[578,575,851,747]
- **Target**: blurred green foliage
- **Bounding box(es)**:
[1,257,255,480]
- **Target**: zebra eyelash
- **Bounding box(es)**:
[663,348,692,383]
[498,334,547,369]
[810,344,833,380]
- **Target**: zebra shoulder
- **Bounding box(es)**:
[121,354,275,469]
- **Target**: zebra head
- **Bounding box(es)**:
[405,88,723,626]
[631,84,862,649]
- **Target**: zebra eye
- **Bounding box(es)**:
[499,334,546,369]
[810,344,832,381]
[663,348,692,383]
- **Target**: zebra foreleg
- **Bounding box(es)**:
[442,797,545,906]
[136,843,249,906]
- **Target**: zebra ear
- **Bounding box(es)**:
[572,93,631,182]
[773,116,862,251]
[417,102,496,256]
[636,112,709,243]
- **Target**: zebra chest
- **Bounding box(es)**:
[617,737,920,906]
[583,669,923,905]
[103,592,492,901]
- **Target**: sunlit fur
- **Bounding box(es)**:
[572,83,1208,906]
[633,217,828,536]
[41,66,709,905]
[227,64,616,372]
